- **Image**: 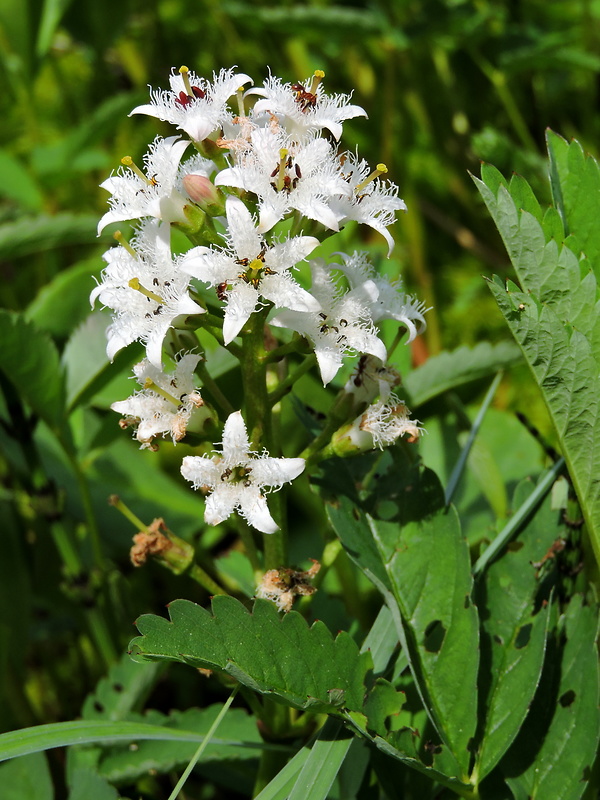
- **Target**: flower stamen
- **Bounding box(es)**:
[120,156,157,187]
[142,378,182,407]
[114,231,139,259]
[128,277,165,305]
[355,163,388,193]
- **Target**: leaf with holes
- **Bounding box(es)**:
[328,464,479,779]
[129,595,369,714]
[504,595,600,800]
[473,477,564,783]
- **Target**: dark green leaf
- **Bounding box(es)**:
[0,752,53,800]
[129,596,370,714]
[67,768,118,800]
[0,214,103,260]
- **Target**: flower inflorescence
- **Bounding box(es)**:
[94,65,428,534]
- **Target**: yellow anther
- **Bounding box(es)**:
[236,85,246,117]
[121,156,154,186]
[355,163,389,193]
[114,231,138,259]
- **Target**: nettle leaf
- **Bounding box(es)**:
[328,465,479,780]
[0,309,67,433]
[475,158,600,570]
[505,595,600,800]
[473,478,563,783]
[403,340,522,408]
[129,596,369,714]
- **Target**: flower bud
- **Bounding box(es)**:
[183,175,226,216]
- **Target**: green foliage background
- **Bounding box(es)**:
[1,1,599,798]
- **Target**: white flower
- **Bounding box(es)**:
[349,399,423,450]
[98,137,214,233]
[271,259,387,385]
[331,155,407,255]
[112,355,203,448]
[181,196,320,344]
[90,220,204,367]
[130,66,252,142]
[215,127,350,232]
[181,410,305,533]
[338,252,428,342]
[249,71,367,141]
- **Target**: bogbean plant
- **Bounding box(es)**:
[1,65,599,800]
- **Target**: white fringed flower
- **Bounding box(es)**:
[130,66,252,142]
[271,259,387,385]
[181,411,305,533]
[98,137,214,233]
[112,355,203,448]
[331,155,407,255]
[90,220,204,367]
[338,252,428,341]
[250,71,366,141]
[215,127,350,232]
[181,196,320,344]
[349,399,423,450]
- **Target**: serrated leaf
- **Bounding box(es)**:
[546,129,600,269]
[67,768,118,800]
[505,596,600,800]
[129,596,369,714]
[82,653,161,722]
[403,341,521,407]
[328,465,479,778]
[0,309,67,432]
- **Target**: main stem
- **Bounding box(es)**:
[240,308,287,568]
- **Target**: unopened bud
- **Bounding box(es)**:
[183,175,226,216]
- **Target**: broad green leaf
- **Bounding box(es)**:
[0,752,53,800]
[0,214,102,260]
[81,653,161,722]
[328,465,480,778]
[26,257,101,339]
[96,707,262,783]
[505,596,600,800]
[287,718,353,800]
[67,768,117,800]
[546,129,600,269]
[254,745,310,800]
[0,149,43,211]
[473,479,561,781]
[0,719,266,762]
[129,596,370,714]
[360,604,398,676]
[0,310,66,433]
[403,341,521,407]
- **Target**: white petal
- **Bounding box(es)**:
[180,455,221,489]
[238,488,279,534]
[222,282,258,344]
[252,457,305,487]
[221,411,251,462]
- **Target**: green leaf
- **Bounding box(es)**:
[254,746,310,800]
[0,753,53,800]
[0,310,66,432]
[26,257,101,339]
[81,653,161,722]
[0,719,266,762]
[473,478,562,782]
[0,149,44,211]
[475,158,600,570]
[403,341,521,407]
[505,596,600,800]
[328,465,480,778]
[36,0,75,58]
[287,718,353,800]
[67,768,118,800]
[546,129,600,268]
[0,214,103,260]
[96,707,262,783]
[129,596,370,714]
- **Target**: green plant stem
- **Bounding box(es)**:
[262,338,307,364]
[167,685,240,800]
[188,563,228,596]
[68,451,105,571]
[196,360,235,418]
[268,354,316,405]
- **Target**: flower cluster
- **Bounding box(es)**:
[95,65,427,535]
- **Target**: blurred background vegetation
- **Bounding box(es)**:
[1,0,599,777]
